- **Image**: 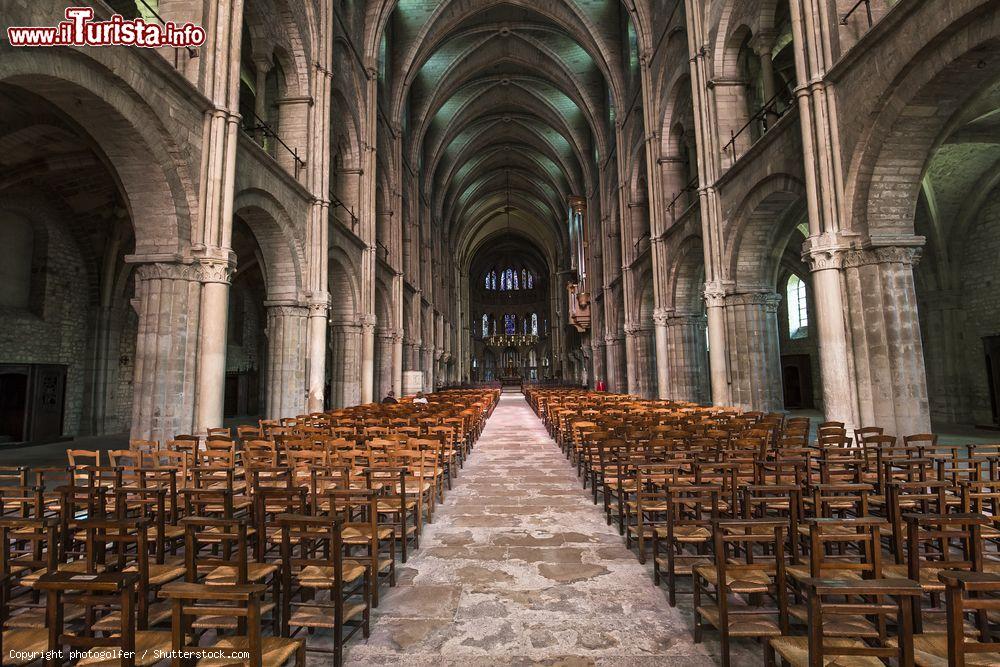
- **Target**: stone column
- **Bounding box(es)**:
[653,308,671,399]
[724,292,783,412]
[359,313,376,403]
[591,339,606,389]
[843,246,930,436]
[920,289,967,423]
[193,257,234,434]
[252,57,271,146]
[376,329,396,401]
[750,31,778,127]
[607,335,627,393]
[264,304,308,419]
[329,322,362,408]
[805,242,861,432]
[305,298,328,414]
[130,262,201,443]
[704,284,731,405]
[665,311,710,404]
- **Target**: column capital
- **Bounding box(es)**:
[842,246,923,269]
[133,261,199,283]
[748,29,778,56]
[667,311,708,327]
[652,307,672,326]
[194,258,236,285]
[703,282,728,308]
[265,303,309,318]
[726,291,782,313]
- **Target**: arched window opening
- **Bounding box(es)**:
[482,314,489,338]
[531,313,538,336]
[504,314,516,334]
[786,274,809,339]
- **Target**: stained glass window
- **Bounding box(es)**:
[482,314,489,337]
[504,314,515,334]
[531,313,538,336]
[513,270,519,290]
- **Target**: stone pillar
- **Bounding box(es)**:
[130,262,201,443]
[376,329,396,401]
[625,326,640,395]
[305,298,328,413]
[264,304,308,419]
[624,325,656,398]
[653,308,671,399]
[606,335,627,393]
[252,57,271,146]
[805,242,861,432]
[665,311,710,404]
[359,313,376,403]
[920,289,967,423]
[704,284,731,406]
[843,246,930,436]
[329,322,362,408]
[750,31,778,127]
[193,257,234,435]
[724,292,783,412]
[591,339,606,389]
[392,331,403,396]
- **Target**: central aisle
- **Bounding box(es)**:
[345,392,724,666]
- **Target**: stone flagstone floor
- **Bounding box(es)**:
[342,391,753,666]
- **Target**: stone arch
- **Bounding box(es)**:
[233,188,306,303]
[669,235,706,313]
[847,30,1000,239]
[0,52,195,255]
[329,249,360,324]
[727,173,807,290]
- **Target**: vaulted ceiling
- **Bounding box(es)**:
[377,0,635,274]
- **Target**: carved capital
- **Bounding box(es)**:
[703,284,727,308]
[667,312,708,328]
[842,246,922,269]
[195,259,235,285]
[134,262,199,283]
[266,304,309,319]
[652,308,672,327]
[726,292,782,313]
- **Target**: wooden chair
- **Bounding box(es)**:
[159,581,305,667]
[654,484,721,606]
[768,578,920,667]
[35,570,172,667]
[324,490,395,607]
[899,571,1000,666]
[278,514,370,666]
[693,519,789,667]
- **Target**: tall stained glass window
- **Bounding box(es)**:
[531,313,538,336]
[482,314,489,337]
[504,313,515,334]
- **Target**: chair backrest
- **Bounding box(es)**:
[180,516,250,583]
[797,577,920,666]
[159,581,269,667]
[34,571,142,666]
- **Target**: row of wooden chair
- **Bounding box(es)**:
[526,386,1000,667]
[0,389,499,666]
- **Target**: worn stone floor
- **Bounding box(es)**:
[342,390,751,666]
